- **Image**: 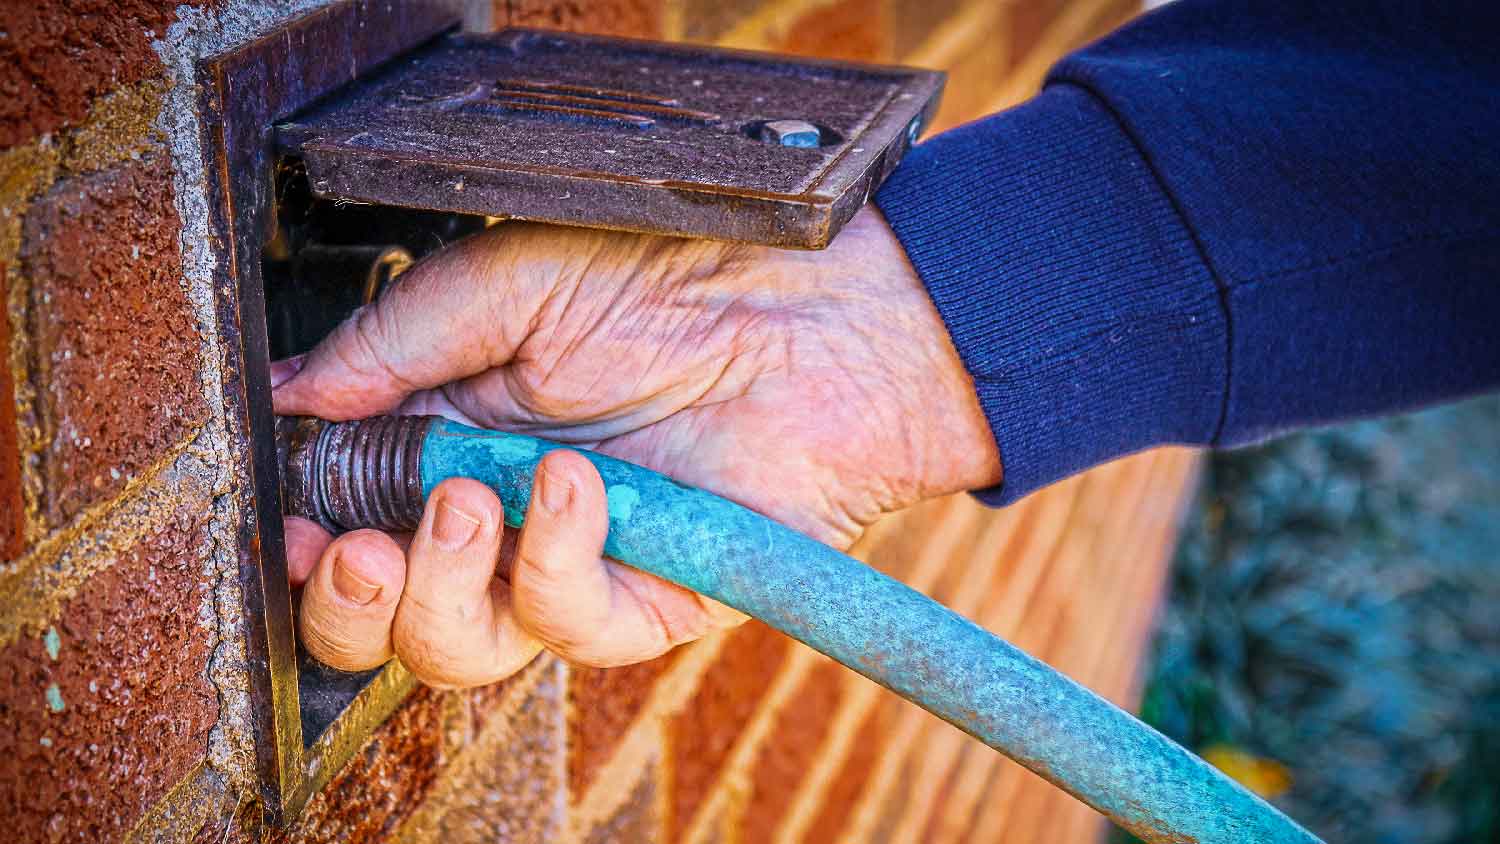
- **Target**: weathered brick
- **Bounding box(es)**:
[1011,0,1070,66]
[1012,0,1141,70]
[21,156,207,528]
[503,0,668,38]
[891,0,969,59]
[193,786,258,844]
[59,78,169,176]
[771,0,893,62]
[0,498,219,843]
[743,659,844,843]
[0,265,22,562]
[926,13,1011,133]
[0,0,212,148]
[568,650,676,798]
[391,658,566,844]
[804,694,896,843]
[667,621,790,838]
[917,743,975,843]
[265,687,447,844]
[867,749,918,844]
[468,650,557,736]
[133,763,234,844]
[583,764,662,844]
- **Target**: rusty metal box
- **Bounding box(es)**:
[278,29,942,247]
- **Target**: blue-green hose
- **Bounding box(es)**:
[419,418,1320,844]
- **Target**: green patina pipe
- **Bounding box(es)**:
[281,415,1322,844]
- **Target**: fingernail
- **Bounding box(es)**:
[270,354,306,389]
[332,559,381,605]
[538,467,573,515]
[432,500,482,551]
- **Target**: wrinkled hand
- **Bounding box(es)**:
[271,207,1000,689]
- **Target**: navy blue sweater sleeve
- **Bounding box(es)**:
[875,0,1500,505]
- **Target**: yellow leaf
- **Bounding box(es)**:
[1201,744,1293,799]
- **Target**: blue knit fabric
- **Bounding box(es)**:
[877,0,1500,505]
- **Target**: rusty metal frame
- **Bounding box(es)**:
[277,29,945,248]
[196,0,461,824]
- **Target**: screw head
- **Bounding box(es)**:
[762,119,823,148]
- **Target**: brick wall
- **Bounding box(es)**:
[0,1,1184,842]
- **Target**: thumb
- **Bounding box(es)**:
[272,225,529,420]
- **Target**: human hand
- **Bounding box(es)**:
[271,207,1001,688]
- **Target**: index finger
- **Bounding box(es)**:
[272,224,540,421]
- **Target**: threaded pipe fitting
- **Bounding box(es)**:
[276,415,436,533]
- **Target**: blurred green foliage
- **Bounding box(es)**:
[1116,395,1500,844]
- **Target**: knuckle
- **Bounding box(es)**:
[394,627,480,689]
[299,611,389,672]
[513,565,597,651]
[513,376,583,420]
[335,304,412,390]
[523,614,595,658]
[392,603,487,688]
[653,606,711,650]
[514,585,637,667]
[615,575,707,652]
[512,548,565,595]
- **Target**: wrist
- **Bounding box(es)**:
[902,260,1005,500]
[923,332,1005,498]
[846,209,1004,503]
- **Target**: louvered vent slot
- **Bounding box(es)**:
[469,79,721,128]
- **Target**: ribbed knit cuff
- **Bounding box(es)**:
[876,84,1228,505]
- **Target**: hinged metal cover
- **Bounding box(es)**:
[277,29,943,248]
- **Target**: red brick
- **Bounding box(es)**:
[0,0,213,148]
[266,687,447,844]
[468,651,557,736]
[1010,0,1069,67]
[772,0,893,62]
[584,767,661,844]
[205,672,565,844]
[405,663,565,844]
[918,742,977,843]
[20,156,207,528]
[0,500,219,843]
[926,15,1011,133]
[503,0,667,38]
[890,0,968,59]
[567,650,676,798]
[667,621,790,838]
[0,265,22,561]
[804,694,897,843]
[867,750,917,843]
[743,659,844,843]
